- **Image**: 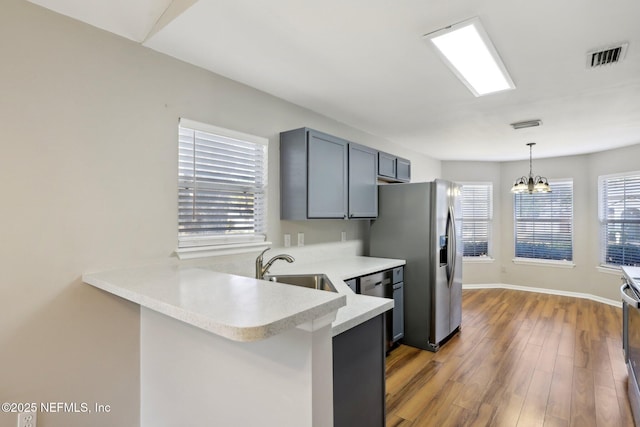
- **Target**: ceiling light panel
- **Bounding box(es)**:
[424,17,515,97]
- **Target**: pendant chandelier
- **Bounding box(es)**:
[510,143,551,193]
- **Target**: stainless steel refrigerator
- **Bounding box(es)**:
[369,179,462,352]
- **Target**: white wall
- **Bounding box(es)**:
[443,143,640,302]
[140,308,334,427]
[0,1,439,426]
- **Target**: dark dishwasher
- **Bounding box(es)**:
[354,266,404,351]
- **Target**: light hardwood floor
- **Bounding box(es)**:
[385,288,634,427]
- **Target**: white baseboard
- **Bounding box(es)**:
[462,283,621,308]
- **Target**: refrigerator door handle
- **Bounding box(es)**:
[450,204,457,281]
[445,206,455,288]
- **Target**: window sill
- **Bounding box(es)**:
[463,256,495,263]
[175,241,272,260]
[512,258,576,269]
[596,265,623,276]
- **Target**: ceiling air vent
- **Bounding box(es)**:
[510,119,542,130]
[587,43,628,68]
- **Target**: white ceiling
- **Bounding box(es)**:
[27,0,640,161]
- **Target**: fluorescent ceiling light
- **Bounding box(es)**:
[424,17,515,96]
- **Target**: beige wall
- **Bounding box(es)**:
[7,1,637,424]
[441,162,503,284]
[443,143,640,302]
[0,1,438,426]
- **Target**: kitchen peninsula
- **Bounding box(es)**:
[83,252,404,427]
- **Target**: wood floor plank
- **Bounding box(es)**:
[536,330,561,373]
[490,392,525,427]
[516,369,553,427]
[506,342,542,397]
[385,289,633,427]
[614,379,636,427]
[387,413,414,427]
[394,356,461,421]
[557,321,576,357]
[411,380,465,426]
[564,297,578,325]
[546,354,574,421]
[607,336,628,382]
[570,366,596,427]
[574,329,592,369]
[595,384,624,426]
[386,359,442,414]
[551,307,567,333]
[386,347,434,396]
[543,414,570,427]
[467,403,497,427]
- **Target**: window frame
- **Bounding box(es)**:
[175,118,270,259]
[512,178,575,267]
[598,171,640,269]
[459,182,494,260]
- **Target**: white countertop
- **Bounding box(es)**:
[83,255,405,341]
[623,266,640,288]
[268,256,406,336]
[83,265,345,342]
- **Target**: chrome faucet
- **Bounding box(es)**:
[255,248,295,279]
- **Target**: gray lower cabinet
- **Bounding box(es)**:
[392,267,405,343]
[280,127,377,220]
[392,282,404,342]
[333,314,386,427]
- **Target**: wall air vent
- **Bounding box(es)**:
[587,43,628,68]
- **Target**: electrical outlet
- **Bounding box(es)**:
[297,232,304,247]
[18,412,37,427]
[341,231,347,242]
[284,233,291,248]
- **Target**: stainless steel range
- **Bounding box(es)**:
[621,266,640,426]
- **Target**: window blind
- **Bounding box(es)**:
[598,172,640,267]
[178,119,267,248]
[514,180,573,261]
[460,183,493,257]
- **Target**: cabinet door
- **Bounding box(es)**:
[348,143,378,218]
[333,314,385,427]
[378,152,396,178]
[307,131,348,218]
[392,282,404,342]
[396,157,411,182]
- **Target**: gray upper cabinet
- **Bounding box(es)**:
[280,128,378,220]
[377,152,411,183]
[308,131,348,218]
[280,128,348,220]
[378,152,397,179]
[396,157,411,182]
[348,143,378,218]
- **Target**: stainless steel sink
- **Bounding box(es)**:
[264,273,337,292]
